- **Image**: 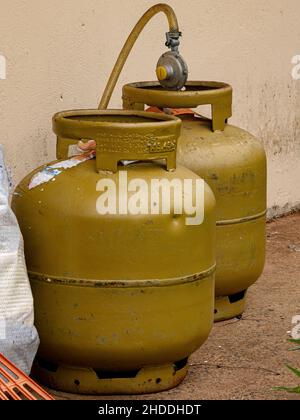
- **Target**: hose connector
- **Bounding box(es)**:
[165,31,182,52]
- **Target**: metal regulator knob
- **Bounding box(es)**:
[156,31,188,91]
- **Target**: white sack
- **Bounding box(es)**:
[0,145,39,374]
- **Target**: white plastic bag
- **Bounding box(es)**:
[0,145,39,374]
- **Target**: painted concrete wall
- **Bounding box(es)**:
[0,0,299,216]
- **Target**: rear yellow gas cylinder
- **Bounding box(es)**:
[12,110,216,395]
[122,82,267,322]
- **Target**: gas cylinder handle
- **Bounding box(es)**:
[122,81,232,131]
[53,110,181,173]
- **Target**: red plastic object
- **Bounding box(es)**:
[147,106,196,116]
[0,353,54,400]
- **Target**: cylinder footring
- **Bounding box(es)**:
[214,289,247,322]
[32,357,189,395]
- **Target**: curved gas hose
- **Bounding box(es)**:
[98,3,179,109]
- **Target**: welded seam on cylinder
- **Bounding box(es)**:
[28,264,216,289]
[216,210,266,226]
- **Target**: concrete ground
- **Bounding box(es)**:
[50,213,300,400]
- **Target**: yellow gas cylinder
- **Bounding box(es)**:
[122,81,267,322]
[12,109,216,395]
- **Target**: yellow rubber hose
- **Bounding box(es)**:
[98,3,179,109]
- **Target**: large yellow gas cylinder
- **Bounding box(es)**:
[122,82,267,321]
[12,109,216,394]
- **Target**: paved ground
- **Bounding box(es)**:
[50,213,300,400]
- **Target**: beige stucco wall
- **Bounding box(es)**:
[0,0,299,216]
